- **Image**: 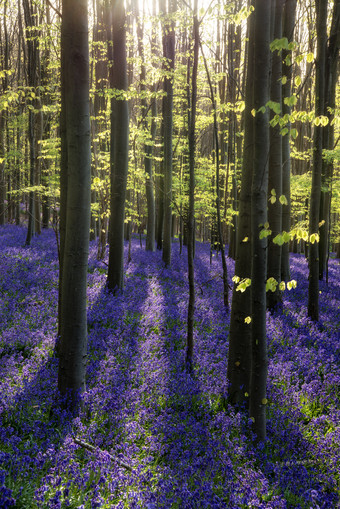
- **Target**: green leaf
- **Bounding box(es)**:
[267,101,281,114]
[279,194,288,205]
[259,228,272,239]
[294,76,301,87]
[266,277,277,292]
[283,231,291,243]
[287,279,297,290]
[306,52,314,63]
[310,233,319,244]
[290,128,298,139]
[284,94,297,107]
[273,234,285,246]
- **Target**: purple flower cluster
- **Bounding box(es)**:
[0,224,339,507]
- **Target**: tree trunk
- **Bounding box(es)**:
[160,0,175,266]
[22,0,41,245]
[308,0,327,321]
[136,0,157,252]
[57,0,91,409]
[281,0,297,282]
[267,0,284,310]
[186,0,199,373]
[227,1,254,407]
[319,1,340,280]
[249,0,271,442]
[0,112,6,226]
[107,0,129,292]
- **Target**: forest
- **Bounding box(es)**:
[0,0,339,507]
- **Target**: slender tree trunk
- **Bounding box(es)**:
[281,0,297,282]
[201,48,229,308]
[186,0,199,373]
[57,0,91,408]
[136,1,156,252]
[308,0,327,321]
[57,0,69,343]
[249,0,271,442]
[267,0,284,310]
[0,112,6,226]
[107,0,129,292]
[22,0,40,245]
[160,0,175,266]
[319,1,340,280]
[227,2,254,407]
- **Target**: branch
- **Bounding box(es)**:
[46,0,62,18]
[73,438,133,472]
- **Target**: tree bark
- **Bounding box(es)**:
[281,0,297,282]
[308,0,327,321]
[227,1,254,407]
[186,0,199,373]
[57,0,91,408]
[107,0,129,292]
[319,1,340,280]
[136,0,156,252]
[160,0,175,266]
[267,0,284,310]
[249,0,271,442]
[22,0,41,245]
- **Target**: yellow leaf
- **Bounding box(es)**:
[262,398,268,405]
[244,316,252,324]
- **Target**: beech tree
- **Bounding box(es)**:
[22,0,42,246]
[267,0,284,310]
[249,0,271,441]
[308,0,327,321]
[318,1,340,280]
[227,1,254,407]
[186,0,199,372]
[136,0,156,252]
[160,0,175,266]
[57,0,91,407]
[281,0,297,282]
[107,0,129,292]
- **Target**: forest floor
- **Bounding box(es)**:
[0,225,340,508]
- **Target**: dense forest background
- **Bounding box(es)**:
[0,0,339,259]
[0,0,339,507]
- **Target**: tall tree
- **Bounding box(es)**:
[186,0,199,372]
[318,0,340,280]
[136,0,156,252]
[160,0,175,266]
[0,0,10,226]
[57,0,91,407]
[227,1,255,406]
[267,0,284,310]
[281,0,297,282]
[22,0,41,245]
[308,0,327,321]
[107,0,129,292]
[249,0,271,441]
